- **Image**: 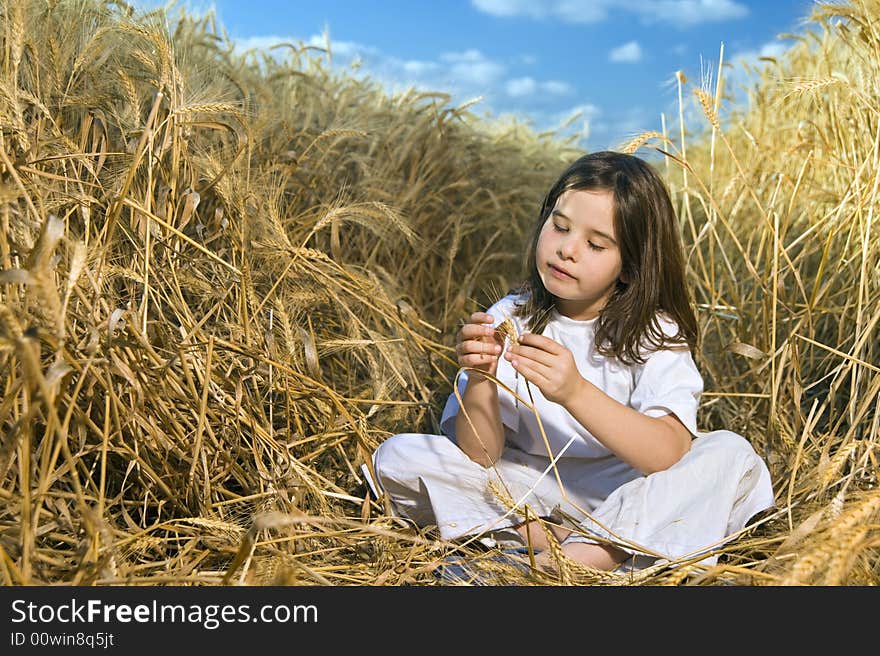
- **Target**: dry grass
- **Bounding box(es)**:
[0,0,878,586]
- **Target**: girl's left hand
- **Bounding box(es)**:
[504,333,584,407]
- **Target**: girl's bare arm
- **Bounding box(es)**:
[565,382,692,474]
[453,312,506,467]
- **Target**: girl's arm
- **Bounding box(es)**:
[504,333,692,475]
[453,312,506,467]
[455,376,506,467]
[564,381,691,475]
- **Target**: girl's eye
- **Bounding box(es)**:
[588,242,605,251]
[553,223,567,233]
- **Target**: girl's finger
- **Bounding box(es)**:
[508,344,554,367]
[458,341,485,359]
[510,358,547,386]
[518,333,562,354]
[463,353,497,367]
[466,339,501,356]
[462,323,495,339]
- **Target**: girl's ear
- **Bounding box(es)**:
[619,271,630,285]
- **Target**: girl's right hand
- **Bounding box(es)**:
[455,312,504,379]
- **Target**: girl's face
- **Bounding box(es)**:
[535,188,624,321]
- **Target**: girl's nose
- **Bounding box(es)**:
[557,236,577,259]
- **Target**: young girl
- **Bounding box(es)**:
[367,151,776,576]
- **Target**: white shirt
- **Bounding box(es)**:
[440,293,704,461]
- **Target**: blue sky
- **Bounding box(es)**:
[142,0,817,151]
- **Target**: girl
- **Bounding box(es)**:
[367,151,775,576]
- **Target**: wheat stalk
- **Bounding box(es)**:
[830,491,880,534]
[693,87,721,131]
[782,76,845,101]
[172,103,241,116]
[495,316,519,346]
[618,130,667,154]
[820,526,868,585]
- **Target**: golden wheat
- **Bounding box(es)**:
[618,130,667,155]
[495,316,519,346]
[693,87,721,131]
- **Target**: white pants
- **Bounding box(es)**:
[368,430,775,567]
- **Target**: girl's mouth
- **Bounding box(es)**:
[549,264,575,280]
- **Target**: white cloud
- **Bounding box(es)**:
[471,0,749,27]
[441,49,506,86]
[632,0,749,26]
[609,41,643,63]
[441,49,486,63]
[472,0,608,22]
[471,0,547,18]
[542,80,574,95]
[507,77,537,97]
[506,77,574,97]
[402,60,440,75]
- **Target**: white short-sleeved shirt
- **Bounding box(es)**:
[440,293,704,460]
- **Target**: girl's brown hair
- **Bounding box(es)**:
[511,150,698,365]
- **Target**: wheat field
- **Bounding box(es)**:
[0,0,877,586]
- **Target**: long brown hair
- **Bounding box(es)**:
[511,151,698,365]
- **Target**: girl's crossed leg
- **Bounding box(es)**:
[513,519,629,572]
